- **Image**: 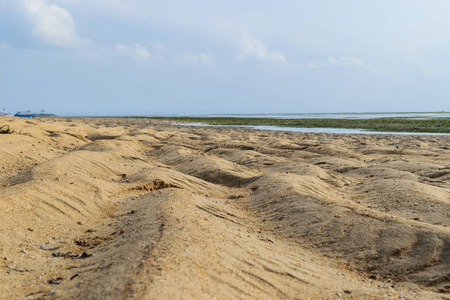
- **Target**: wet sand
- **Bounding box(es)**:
[0,117,449,299]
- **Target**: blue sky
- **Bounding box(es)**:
[1,0,450,115]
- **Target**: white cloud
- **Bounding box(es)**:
[152,43,166,52]
[306,56,401,75]
[175,53,215,67]
[0,43,10,50]
[53,0,133,16]
[114,43,152,62]
[307,57,366,69]
[239,35,286,64]
[21,0,83,47]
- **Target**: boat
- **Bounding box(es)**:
[14,112,36,118]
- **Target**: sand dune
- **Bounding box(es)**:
[0,116,449,299]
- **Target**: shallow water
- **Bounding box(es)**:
[176,123,450,136]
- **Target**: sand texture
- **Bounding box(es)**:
[0,117,449,299]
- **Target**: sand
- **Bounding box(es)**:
[0,116,449,300]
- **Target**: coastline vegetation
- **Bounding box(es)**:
[0,125,14,134]
[146,117,450,133]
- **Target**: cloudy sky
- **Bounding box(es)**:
[1,1,450,115]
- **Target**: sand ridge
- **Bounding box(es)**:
[0,116,449,299]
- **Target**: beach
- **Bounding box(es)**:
[1,116,449,299]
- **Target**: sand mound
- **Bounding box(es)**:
[344,167,419,181]
[118,167,233,198]
[55,189,440,299]
[153,146,261,187]
[208,149,285,168]
[303,144,361,159]
[244,173,450,290]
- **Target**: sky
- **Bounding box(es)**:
[1,0,450,116]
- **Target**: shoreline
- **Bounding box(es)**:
[14,113,450,134]
[173,122,450,136]
[147,116,450,134]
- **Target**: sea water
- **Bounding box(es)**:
[175,123,450,135]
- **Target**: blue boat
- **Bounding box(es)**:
[15,112,36,118]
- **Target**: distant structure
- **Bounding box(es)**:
[36,109,57,117]
[1,108,5,116]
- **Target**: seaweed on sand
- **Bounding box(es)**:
[0,125,15,134]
